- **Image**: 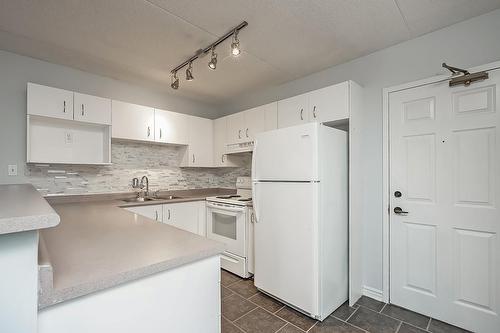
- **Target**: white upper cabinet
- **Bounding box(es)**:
[226,112,246,143]
[73,92,112,125]
[181,116,213,167]
[277,93,308,128]
[225,102,278,144]
[277,81,358,128]
[111,100,155,141]
[308,81,349,123]
[154,109,189,145]
[213,117,243,167]
[27,82,73,120]
[263,102,278,132]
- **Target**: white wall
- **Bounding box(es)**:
[220,9,500,291]
[0,50,219,184]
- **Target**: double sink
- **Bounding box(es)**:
[122,195,184,203]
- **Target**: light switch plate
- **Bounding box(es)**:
[8,164,17,176]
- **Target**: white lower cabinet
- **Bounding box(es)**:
[163,201,205,236]
[125,201,205,236]
[125,204,163,222]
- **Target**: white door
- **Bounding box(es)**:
[226,112,245,143]
[252,123,319,181]
[389,69,500,333]
[253,182,318,315]
[277,93,308,128]
[164,202,201,235]
[154,109,189,145]
[125,205,162,222]
[111,100,154,141]
[308,82,349,123]
[74,92,111,125]
[27,83,73,120]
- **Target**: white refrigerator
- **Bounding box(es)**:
[252,122,348,320]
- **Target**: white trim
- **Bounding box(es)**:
[362,286,384,302]
[381,59,500,307]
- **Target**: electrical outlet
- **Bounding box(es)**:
[8,164,17,176]
[65,132,73,144]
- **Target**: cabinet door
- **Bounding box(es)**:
[164,202,202,235]
[243,107,265,141]
[277,93,308,128]
[154,109,189,144]
[226,112,246,143]
[27,83,73,120]
[184,116,213,167]
[308,81,349,123]
[263,102,278,132]
[112,100,155,141]
[125,204,163,222]
[214,117,244,167]
[74,92,112,125]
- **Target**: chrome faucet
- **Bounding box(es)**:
[140,176,149,197]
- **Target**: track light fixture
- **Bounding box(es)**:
[171,71,179,90]
[208,47,217,70]
[231,29,241,57]
[186,61,194,81]
[169,21,248,89]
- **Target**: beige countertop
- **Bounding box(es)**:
[0,184,59,235]
[39,188,233,309]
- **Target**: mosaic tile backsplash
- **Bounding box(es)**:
[26,141,251,196]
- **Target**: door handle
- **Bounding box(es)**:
[168,209,171,220]
[155,211,159,221]
[313,106,317,118]
[63,100,66,113]
[300,108,304,120]
[246,128,249,138]
[192,154,195,164]
[147,126,151,137]
[238,129,241,139]
[250,212,254,223]
[159,128,162,139]
[222,154,225,163]
[81,104,85,116]
[393,207,408,215]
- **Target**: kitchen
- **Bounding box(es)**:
[1,1,500,333]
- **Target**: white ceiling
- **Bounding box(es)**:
[1,0,499,106]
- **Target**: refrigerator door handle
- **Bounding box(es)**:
[252,182,259,223]
[251,140,259,223]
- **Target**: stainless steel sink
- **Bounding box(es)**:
[154,195,183,200]
[122,197,157,203]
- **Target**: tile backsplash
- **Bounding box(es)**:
[26,141,251,196]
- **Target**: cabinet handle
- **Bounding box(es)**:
[313,106,317,118]
[192,154,195,164]
[63,101,66,113]
[81,104,85,116]
[238,129,241,139]
[159,128,162,139]
[300,108,304,120]
[168,209,171,220]
[246,128,249,138]
[155,211,158,221]
[147,126,151,137]
[222,154,225,163]
[251,212,254,223]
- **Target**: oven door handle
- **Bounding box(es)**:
[206,203,246,212]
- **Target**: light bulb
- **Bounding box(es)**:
[231,30,241,57]
[186,62,194,81]
[208,47,217,70]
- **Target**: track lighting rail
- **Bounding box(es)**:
[170,21,248,74]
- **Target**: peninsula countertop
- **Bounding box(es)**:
[39,188,234,309]
[0,184,60,235]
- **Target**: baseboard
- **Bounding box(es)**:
[362,286,384,302]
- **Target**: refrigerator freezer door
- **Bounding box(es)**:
[252,123,319,181]
[253,181,319,315]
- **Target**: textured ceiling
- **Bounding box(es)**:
[0,0,499,106]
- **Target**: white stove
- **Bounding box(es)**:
[206,177,253,278]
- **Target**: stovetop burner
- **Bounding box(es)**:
[215,195,241,199]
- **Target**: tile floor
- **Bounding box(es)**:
[220,270,472,333]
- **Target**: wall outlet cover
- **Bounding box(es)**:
[8,164,18,176]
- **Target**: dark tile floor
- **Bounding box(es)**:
[220,270,472,333]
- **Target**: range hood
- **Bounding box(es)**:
[226,141,254,154]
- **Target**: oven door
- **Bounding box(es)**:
[206,202,246,257]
